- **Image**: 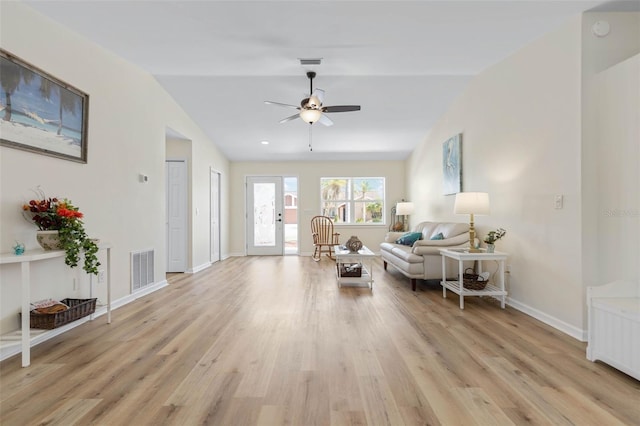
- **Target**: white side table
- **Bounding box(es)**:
[0,245,111,367]
[334,245,376,289]
[439,248,508,309]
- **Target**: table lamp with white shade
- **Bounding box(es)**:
[395,201,415,232]
[454,192,490,252]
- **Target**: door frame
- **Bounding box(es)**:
[166,158,188,272]
[246,176,284,255]
[210,167,221,264]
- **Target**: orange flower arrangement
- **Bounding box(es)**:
[23,188,99,274]
[23,196,84,230]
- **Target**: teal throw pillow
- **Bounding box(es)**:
[430,232,444,240]
[396,232,422,246]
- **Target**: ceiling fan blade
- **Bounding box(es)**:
[322,105,361,113]
[279,114,300,124]
[318,114,333,127]
[265,100,300,110]
[309,89,325,107]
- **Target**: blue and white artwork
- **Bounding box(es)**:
[442,134,461,195]
[0,50,88,163]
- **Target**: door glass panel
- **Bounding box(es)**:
[284,177,298,253]
[247,176,283,256]
[253,182,275,247]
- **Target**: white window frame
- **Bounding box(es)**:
[320,177,385,225]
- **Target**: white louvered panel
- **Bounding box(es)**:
[131,249,154,292]
[591,298,640,381]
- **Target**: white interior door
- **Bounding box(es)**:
[246,176,284,255]
[166,160,188,272]
[210,168,221,264]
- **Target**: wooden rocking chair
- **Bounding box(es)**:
[311,215,340,261]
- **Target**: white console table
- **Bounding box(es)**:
[0,245,111,367]
[439,248,508,309]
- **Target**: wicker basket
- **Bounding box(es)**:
[462,268,488,290]
[24,298,97,329]
[338,263,362,277]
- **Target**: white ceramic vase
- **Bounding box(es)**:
[36,230,63,250]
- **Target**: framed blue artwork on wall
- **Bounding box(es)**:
[0,49,89,163]
[442,133,462,195]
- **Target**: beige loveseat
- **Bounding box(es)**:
[380,221,470,291]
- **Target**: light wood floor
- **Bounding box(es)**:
[1,256,638,425]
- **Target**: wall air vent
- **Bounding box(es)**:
[299,58,322,66]
[131,249,154,292]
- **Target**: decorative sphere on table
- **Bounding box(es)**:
[345,235,363,253]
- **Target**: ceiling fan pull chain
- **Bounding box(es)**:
[309,124,313,152]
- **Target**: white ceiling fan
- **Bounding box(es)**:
[265,71,361,127]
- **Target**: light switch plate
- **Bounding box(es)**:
[555,195,564,209]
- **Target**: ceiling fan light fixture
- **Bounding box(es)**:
[307,95,321,108]
[300,108,322,124]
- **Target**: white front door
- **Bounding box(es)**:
[166,160,188,272]
[210,169,221,264]
[246,176,284,255]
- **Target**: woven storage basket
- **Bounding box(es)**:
[26,298,97,329]
[338,263,362,277]
[462,268,488,290]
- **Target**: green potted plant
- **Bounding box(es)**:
[23,189,100,275]
[483,228,506,253]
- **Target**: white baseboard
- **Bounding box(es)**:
[187,262,211,274]
[124,279,168,303]
[507,297,587,342]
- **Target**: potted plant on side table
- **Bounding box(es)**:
[23,190,100,275]
[483,228,506,253]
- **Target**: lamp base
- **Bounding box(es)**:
[391,221,404,232]
[468,220,480,252]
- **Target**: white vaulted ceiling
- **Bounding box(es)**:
[24,0,610,161]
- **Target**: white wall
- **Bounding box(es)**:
[593,55,639,284]
[229,161,406,256]
[0,3,230,333]
[407,16,585,337]
[406,11,639,339]
[581,12,640,292]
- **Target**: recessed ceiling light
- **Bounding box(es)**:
[261,140,269,145]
